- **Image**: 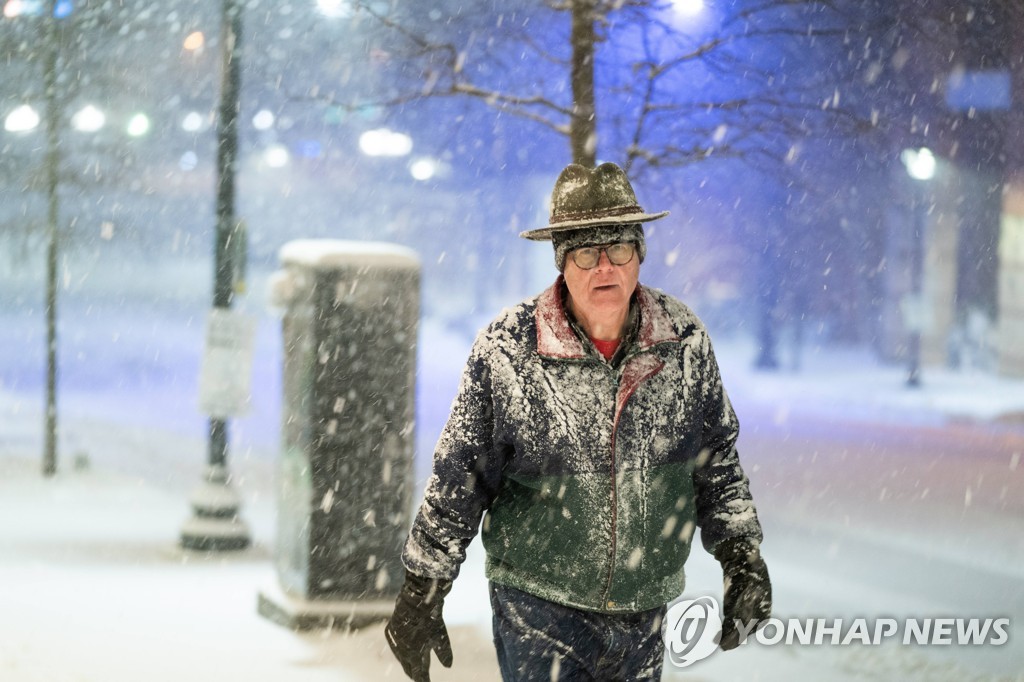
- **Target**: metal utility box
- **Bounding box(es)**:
[260,239,419,629]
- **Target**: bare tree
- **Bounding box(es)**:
[299,0,902,174]
[273,0,920,366]
[0,0,194,475]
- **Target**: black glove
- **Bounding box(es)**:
[714,537,772,651]
[384,571,454,682]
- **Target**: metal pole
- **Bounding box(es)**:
[180,0,250,551]
[42,0,60,477]
[209,0,242,470]
[907,183,924,388]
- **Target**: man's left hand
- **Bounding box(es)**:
[714,537,772,651]
[384,572,454,681]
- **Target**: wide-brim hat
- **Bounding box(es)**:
[520,162,669,241]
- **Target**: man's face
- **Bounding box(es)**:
[562,242,640,320]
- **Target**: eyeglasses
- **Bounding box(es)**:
[570,242,636,270]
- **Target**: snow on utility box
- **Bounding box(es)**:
[259,239,420,630]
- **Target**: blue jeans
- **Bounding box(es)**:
[489,582,666,681]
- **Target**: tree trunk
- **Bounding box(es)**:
[570,0,597,166]
[42,0,60,477]
[755,247,781,370]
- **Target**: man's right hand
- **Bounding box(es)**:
[384,571,454,682]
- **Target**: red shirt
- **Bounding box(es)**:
[590,336,620,361]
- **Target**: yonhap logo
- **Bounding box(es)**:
[662,595,1011,669]
[663,596,722,667]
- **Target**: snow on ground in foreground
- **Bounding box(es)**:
[1,452,1019,682]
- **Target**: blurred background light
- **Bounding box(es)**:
[263,144,290,168]
[126,113,150,137]
[179,151,198,171]
[316,0,351,19]
[71,105,105,132]
[359,128,412,157]
[183,31,205,51]
[323,106,345,126]
[252,109,275,131]
[181,111,204,132]
[4,104,40,133]
[902,147,936,181]
[409,158,437,181]
[4,0,71,18]
[4,0,40,18]
[296,139,323,159]
[672,0,705,17]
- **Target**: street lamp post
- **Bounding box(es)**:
[42,0,63,477]
[180,0,250,551]
[906,186,924,388]
[901,147,936,388]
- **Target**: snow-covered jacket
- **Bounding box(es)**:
[403,278,763,613]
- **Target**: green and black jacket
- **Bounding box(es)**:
[403,277,763,613]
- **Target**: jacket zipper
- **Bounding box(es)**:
[602,414,619,606]
[602,354,635,605]
[601,353,667,608]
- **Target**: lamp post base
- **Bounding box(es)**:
[180,517,250,551]
[180,464,250,551]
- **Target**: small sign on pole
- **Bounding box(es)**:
[198,308,256,418]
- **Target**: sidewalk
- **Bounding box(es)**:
[0,455,499,682]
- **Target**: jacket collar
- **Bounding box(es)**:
[535,276,680,360]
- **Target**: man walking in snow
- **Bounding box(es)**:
[386,162,771,681]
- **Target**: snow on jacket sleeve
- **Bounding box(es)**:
[692,333,764,554]
[402,329,507,581]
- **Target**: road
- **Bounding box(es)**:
[684,404,1024,680]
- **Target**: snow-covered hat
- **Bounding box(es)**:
[519,162,669,241]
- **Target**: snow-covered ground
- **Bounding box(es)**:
[1,265,1023,681]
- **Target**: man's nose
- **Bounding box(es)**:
[595,249,614,269]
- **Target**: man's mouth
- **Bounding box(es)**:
[593,284,618,292]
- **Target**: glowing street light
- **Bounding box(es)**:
[252,109,275,130]
[4,0,38,18]
[672,0,705,17]
[409,158,437,181]
[263,144,289,168]
[901,147,936,181]
[4,0,72,16]
[182,111,205,132]
[359,128,412,157]
[71,105,105,132]
[5,104,40,132]
[126,113,150,137]
[317,0,351,18]
[183,31,205,51]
